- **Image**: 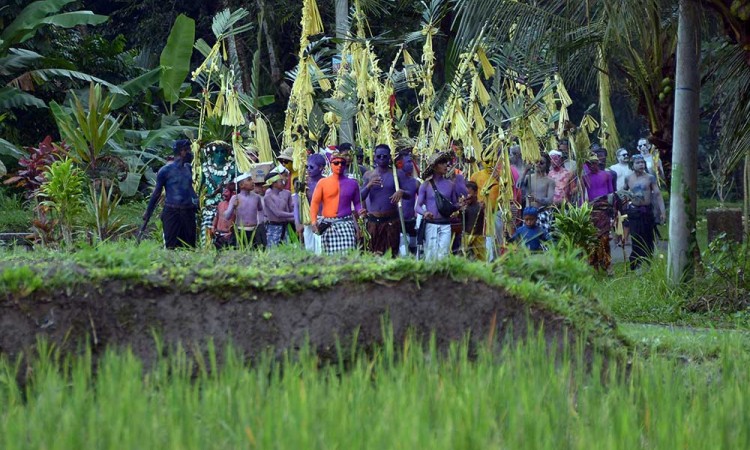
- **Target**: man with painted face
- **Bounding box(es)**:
[609,148,633,191]
[396,151,421,254]
[310,152,365,254]
[416,151,459,261]
[636,138,664,182]
[142,139,198,249]
[303,153,327,254]
[360,144,412,256]
[624,154,666,270]
[590,144,618,193]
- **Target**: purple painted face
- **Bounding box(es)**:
[401,156,414,175]
[374,147,391,168]
[306,157,324,178]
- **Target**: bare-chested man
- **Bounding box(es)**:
[520,154,555,233]
[360,144,412,256]
[547,150,574,205]
[624,154,666,270]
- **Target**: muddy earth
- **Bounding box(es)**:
[1,277,584,366]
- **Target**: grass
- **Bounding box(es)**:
[2,334,750,449]
[0,190,32,233]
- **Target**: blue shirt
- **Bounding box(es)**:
[509,225,550,251]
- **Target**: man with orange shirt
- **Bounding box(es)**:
[310,152,366,254]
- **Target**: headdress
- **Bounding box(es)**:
[234,172,253,184]
[522,206,539,217]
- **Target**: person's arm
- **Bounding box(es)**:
[224,195,238,220]
[396,173,413,200]
[143,168,167,221]
[416,183,428,215]
[651,175,666,222]
[609,171,617,193]
[360,170,374,200]
[352,182,363,215]
[310,182,323,225]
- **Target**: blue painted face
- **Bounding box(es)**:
[374,147,391,168]
[401,156,414,175]
[306,155,325,178]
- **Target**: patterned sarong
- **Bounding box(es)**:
[321,216,358,254]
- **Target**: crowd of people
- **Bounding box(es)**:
[142,137,666,272]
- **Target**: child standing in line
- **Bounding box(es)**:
[507,207,550,252]
[461,181,486,260]
[253,177,268,248]
[224,173,264,249]
[212,185,235,249]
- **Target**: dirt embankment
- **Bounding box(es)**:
[1,277,580,365]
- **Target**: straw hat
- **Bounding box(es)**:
[277,147,294,162]
[422,151,453,180]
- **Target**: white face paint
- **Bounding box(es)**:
[637,139,650,155]
[617,151,628,164]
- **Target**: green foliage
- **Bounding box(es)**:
[38,159,85,246]
[0,265,42,296]
[0,189,32,232]
[2,335,750,448]
[159,14,196,106]
[84,183,133,243]
[552,203,598,257]
[686,237,749,314]
[0,1,107,52]
[50,83,125,181]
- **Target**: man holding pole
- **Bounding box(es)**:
[360,144,411,256]
[140,139,198,249]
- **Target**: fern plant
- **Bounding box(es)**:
[553,202,598,258]
[39,159,86,246]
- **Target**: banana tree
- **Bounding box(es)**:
[0,0,125,113]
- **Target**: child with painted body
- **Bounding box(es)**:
[224,173,264,248]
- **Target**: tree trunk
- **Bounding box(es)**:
[668,0,701,285]
[336,0,354,144]
[745,154,749,239]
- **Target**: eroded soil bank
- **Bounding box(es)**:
[1,277,581,365]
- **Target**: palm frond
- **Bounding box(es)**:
[211,8,253,40]
[22,68,127,95]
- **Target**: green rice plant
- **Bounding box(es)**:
[38,159,86,246]
[2,333,750,449]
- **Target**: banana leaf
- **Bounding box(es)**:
[159,14,196,105]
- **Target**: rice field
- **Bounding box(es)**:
[2,332,748,450]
